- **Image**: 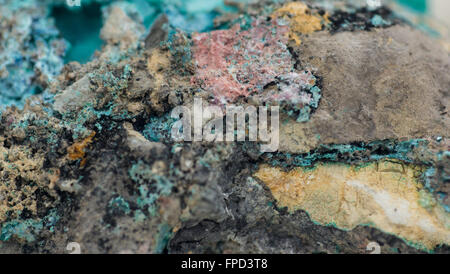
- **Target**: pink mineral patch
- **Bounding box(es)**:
[191,18,310,105]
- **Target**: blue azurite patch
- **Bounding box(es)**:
[0,0,67,110]
[142,114,176,142]
[0,209,59,243]
[154,223,172,253]
[370,15,391,27]
[129,160,173,216]
[266,139,430,168]
[108,196,131,215]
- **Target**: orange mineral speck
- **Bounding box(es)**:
[67,131,96,167]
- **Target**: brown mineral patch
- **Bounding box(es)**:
[100,6,144,49]
[280,25,450,153]
[147,49,172,113]
[0,145,57,222]
[147,49,171,88]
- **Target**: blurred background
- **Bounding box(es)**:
[392,0,449,25]
[50,0,450,64]
[0,0,448,109]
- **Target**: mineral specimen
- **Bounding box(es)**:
[0,0,448,255]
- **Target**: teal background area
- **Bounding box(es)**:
[397,0,428,13]
[49,0,443,64]
[52,3,104,64]
[51,0,242,64]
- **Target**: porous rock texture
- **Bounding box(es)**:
[0,0,449,254]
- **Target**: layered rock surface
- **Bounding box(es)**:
[0,0,448,254]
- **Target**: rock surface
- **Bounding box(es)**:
[0,0,448,254]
